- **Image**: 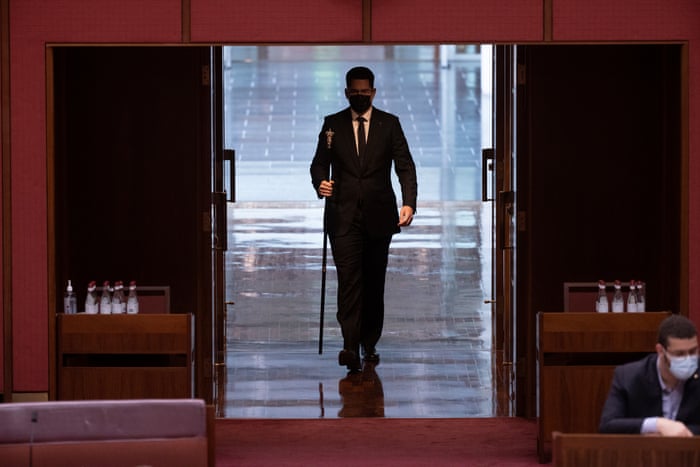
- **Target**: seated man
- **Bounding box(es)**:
[599,314,700,436]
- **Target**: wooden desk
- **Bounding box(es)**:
[537,311,671,462]
[552,432,700,467]
[57,313,192,400]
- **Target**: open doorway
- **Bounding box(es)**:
[221,45,497,418]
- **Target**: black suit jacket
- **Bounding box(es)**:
[310,107,417,238]
[599,353,700,434]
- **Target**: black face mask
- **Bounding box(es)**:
[349,95,372,114]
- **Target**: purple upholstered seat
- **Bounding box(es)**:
[0,399,209,467]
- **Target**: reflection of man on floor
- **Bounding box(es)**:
[599,314,700,436]
[338,363,385,418]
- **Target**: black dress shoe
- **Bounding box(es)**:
[338,349,362,371]
[363,352,380,363]
[362,347,380,363]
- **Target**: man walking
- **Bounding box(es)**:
[310,66,418,372]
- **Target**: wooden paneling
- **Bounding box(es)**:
[59,368,190,400]
[553,432,700,467]
[543,367,616,437]
[57,314,192,400]
[58,314,189,354]
[539,312,669,353]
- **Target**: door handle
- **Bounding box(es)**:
[224,149,235,202]
[482,148,494,202]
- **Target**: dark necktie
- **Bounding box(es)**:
[357,117,366,158]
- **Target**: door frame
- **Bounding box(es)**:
[490,44,517,416]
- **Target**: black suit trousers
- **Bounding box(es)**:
[329,209,392,354]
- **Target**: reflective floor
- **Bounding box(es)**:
[221,46,494,418]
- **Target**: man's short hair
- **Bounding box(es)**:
[346,66,375,88]
[658,314,698,347]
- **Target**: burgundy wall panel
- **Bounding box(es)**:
[9,0,182,391]
[372,0,543,43]
[1,47,4,390]
[553,0,700,41]
[190,0,362,43]
[12,0,182,43]
[8,40,48,391]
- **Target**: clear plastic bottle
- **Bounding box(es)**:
[63,280,78,314]
[636,281,646,312]
[612,280,625,313]
[85,280,98,314]
[596,280,609,313]
[99,280,112,314]
[111,280,126,314]
[127,280,139,314]
[627,280,638,312]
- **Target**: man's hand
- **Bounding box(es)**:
[656,418,694,437]
[318,180,334,198]
[398,206,414,226]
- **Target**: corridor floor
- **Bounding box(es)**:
[221,46,495,418]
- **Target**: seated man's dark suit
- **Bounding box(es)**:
[599,353,700,434]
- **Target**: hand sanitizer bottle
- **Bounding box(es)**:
[63,280,77,314]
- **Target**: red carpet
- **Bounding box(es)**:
[215,417,542,466]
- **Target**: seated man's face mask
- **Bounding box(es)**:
[665,351,699,381]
